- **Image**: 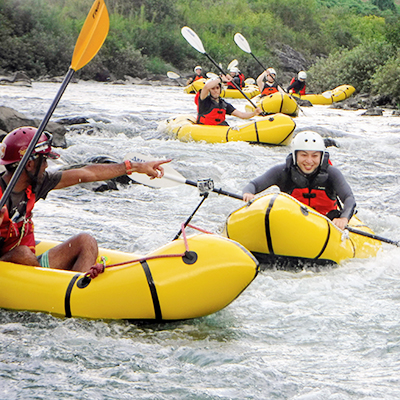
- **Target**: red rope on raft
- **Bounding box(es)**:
[85,223,213,276]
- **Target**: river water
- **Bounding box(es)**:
[0,81,400,399]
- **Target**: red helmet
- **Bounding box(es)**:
[0,126,59,165]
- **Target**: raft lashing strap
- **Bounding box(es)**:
[264,193,279,254]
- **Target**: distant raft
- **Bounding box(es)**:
[0,234,259,321]
[291,85,356,105]
[159,113,296,145]
[184,80,260,99]
[245,92,299,117]
[223,193,381,270]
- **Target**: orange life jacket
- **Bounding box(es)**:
[289,77,306,95]
[226,73,245,89]
[0,185,36,255]
[261,84,279,96]
[193,75,203,82]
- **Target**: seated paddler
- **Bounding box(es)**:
[0,126,170,278]
[196,75,262,126]
[242,131,356,230]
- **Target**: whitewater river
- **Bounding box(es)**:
[0,81,399,399]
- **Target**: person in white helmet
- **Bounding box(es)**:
[186,65,206,85]
[242,131,355,230]
[226,67,245,89]
[256,67,285,97]
[287,71,307,95]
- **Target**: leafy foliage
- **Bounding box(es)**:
[0,0,399,102]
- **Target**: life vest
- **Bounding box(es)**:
[286,153,337,216]
[289,77,306,95]
[197,95,228,125]
[193,75,203,82]
[261,83,279,96]
[226,73,245,89]
[0,184,36,255]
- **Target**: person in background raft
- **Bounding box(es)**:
[186,65,206,85]
[256,68,285,97]
[0,127,170,278]
[226,67,245,89]
[242,131,356,230]
[287,71,307,95]
[196,76,262,125]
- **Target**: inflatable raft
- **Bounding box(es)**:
[220,85,260,99]
[159,113,296,145]
[184,80,260,99]
[292,85,356,105]
[245,92,299,117]
[223,193,381,269]
[0,234,259,320]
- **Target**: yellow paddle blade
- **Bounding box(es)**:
[70,0,109,71]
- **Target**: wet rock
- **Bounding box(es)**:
[0,71,32,87]
[55,117,89,125]
[0,106,67,147]
[361,108,383,116]
[295,98,313,107]
[392,110,400,116]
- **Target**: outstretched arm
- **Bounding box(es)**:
[232,107,262,120]
[54,159,171,189]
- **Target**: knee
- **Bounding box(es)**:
[72,233,98,251]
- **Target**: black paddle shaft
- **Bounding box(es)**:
[346,226,400,247]
[184,178,243,200]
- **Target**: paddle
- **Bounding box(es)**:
[167,71,184,87]
[234,32,306,115]
[346,226,400,247]
[124,153,243,200]
[0,0,109,210]
[181,26,259,110]
[167,71,180,79]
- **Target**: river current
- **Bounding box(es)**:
[0,81,399,399]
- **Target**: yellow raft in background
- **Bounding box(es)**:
[223,193,381,269]
[184,80,260,99]
[220,85,260,99]
[184,79,206,94]
[0,234,259,320]
[245,92,299,117]
[159,113,295,145]
[292,85,356,105]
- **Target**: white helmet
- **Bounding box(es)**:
[194,66,202,72]
[298,71,307,80]
[291,131,325,164]
[266,68,276,76]
[230,67,239,73]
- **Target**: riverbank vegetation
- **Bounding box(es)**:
[0,0,399,102]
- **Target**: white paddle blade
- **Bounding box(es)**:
[181,26,205,54]
[206,72,219,79]
[167,71,180,79]
[234,33,252,53]
[124,153,184,188]
[244,77,255,85]
[227,59,239,71]
[322,91,332,99]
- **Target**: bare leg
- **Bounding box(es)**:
[0,245,40,266]
[46,233,98,273]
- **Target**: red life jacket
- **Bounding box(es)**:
[193,75,203,82]
[226,73,245,89]
[0,185,36,255]
[289,77,306,95]
[197,94,228,125]
[290,187,337,216]
[261,84,279,96]
[197,107,227,125]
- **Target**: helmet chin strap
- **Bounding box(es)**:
[26,154,44,191]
